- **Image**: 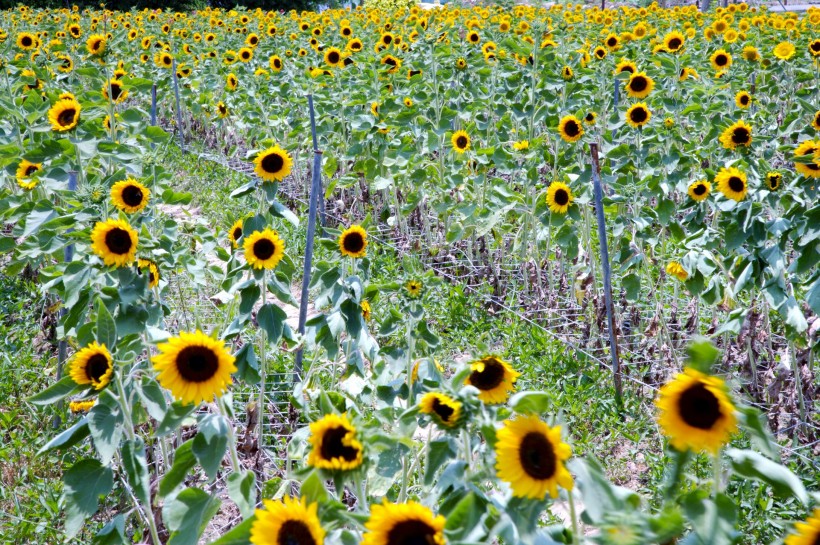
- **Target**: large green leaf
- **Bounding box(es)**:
[163,488,221,545]
[193,414,230,481]
[160,439,197,497]
[28,375,81,405]
[87,402,124,465]
[726,448,808,504]
[257,303,286,345]
[122,438,152,508]
[63,459,114,538]
[95,297,118,349]
[227,470,257,519]
[38,416,90,454]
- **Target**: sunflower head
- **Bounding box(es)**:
[495,415,574,499]
[86,33,106,55]
[794,140,820,178]
[307,413,364,471]
[405,279,423,298]
[243,228,285,270]
[250,496,325,545]
[666,261,688,281]
[69,399,96,413]
[451,130,471,153]
[625,71,654,99]
[137,258,160,288]
[783,508,820,545]
[419,392,463,429]
[812,111,820,131]
[152,330,237,405]
[546,181,573,214]
[338,225,368,258]
[91,218,139,267]
[254,145,293,182]
[111,178,150,213]
[656,368,738,453]
[735,91,752,109]
[809,39,820,57]
[16,159,42,187]
[48,97,81,132]
[663,30,685,52]
[625,103,651,129]
[69,342,113,390]
[766,171,783,191]
[710,49,732,70]
[229,219,244,249]
[102,79,128,104]
[324,47,343,67]
[773,41,795,60]
[465,355,520,404]
[719,120,753,150]
[362,501,445,545]
[687,179,711,202]
[361,300,372,321]
[715,166,749,201]
[558,115,584,143]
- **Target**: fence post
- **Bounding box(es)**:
[589,144,623,415]
[294,95,323,383]
[171,59,185,151]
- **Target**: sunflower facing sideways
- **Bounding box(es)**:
[338,225,368,258]
[254,145,293,182]
[250,496,325,545]
[228,219,244,249]
[784,509,820,545]
[48,97,81,132]
[244,228,285,270]
[91,218,139,267]
[362,501,445,545]
[307,413,364,471]
[794,141,820,178]
[546,181,573,214]
[419,392,462,429]
[86,33,106,55]
[656,368,738,453]
[719,120,752,150]
[110,178,150,213]
[451,130,470,153]
[69,342,113,390]
[625,103,651,128]
[687,179,711,202]
[495,415,574,499]
[715,166,748,201]
[152,330,236,405]
[137,258,160,288]
[666,261,688,281]
[558,115,584,143]
[465,355,520,404]
[813,111,820,131]
[16,159,42,189]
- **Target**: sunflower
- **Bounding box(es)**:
[91,219,138,267]
[656,368,738,453]
[362,501,445,545]
[307,413,363,471]
[338,225,368,258]
[381,54,402,73]
[495,415,573,499]
[687,180,711,202]
[269,55,283,72]
[662,30,685,52]
[102,79,128,104]
[244,229,285,270]
[226,73,238,91]
[451,130,470,153]
[250,496,325,545]
[228,219,244,249]
[546,181,573,214]
[593,46,607,59]
[69,342,113,390]
[86,33,106,55]
[404,97,413,108]
[742,45,760,62]
[16,32,37,50]
[715,166,748,201]
[605,33,619,50]
[810,39,820,57]
[558,115,584,143]
[152,330,236,405]
[16,159,42,189]
[47,97,81,132]
[735,91,751,109]
[465,355,519,404]
[773,41,795,60]
[57,54,74,73]
[794,141,820,178]
[813,111,820,131]
[513,140,529,151]
[136,258,160,288]
[216,101,228,119]
[347,38,363,52]
[614,59,637,75]
[404,279,423,298]
[584,112,597,125]
[253,146,292,183]
[765,171,783,191]
[361,300,372,321]
[238,47,253,62]
[110,178,150,213]
[624,71,654,99]
[784,509,820,545]
[456,57,467,70]
[419,392,462,428]
[69,399,96,413]
[719,120,752,150]
[625,103,651,128]
[710,49,732,71]
[324,47,343,67]
[666,261,688,281]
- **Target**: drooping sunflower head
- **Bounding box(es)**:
[419,392,462,429]
[766,171,783,191]
[546,181,573,214]
[381,54,402,73]
[451,130,470,154]
[90,218,139,267]
[715,166,748,201]
[102,79,128,104]
[735,91,752,109]
[666,261,688,281]
[69,399,96,413]
[338,225,368,259]
[558,115,584,143]
[152,330,236,406]
[48,97,82,132]
[361,501,445,545]
[773,41,796,61]
[783,508,820,545]
[465,355,520,404]
[69,342,113,390]
[250,496,325,545]
[687,179,711,202]
[254,145,293,182]
[243,228,285,270]
[137,258,160,288]
[710,49,732,70]
[405,279,423,298]
[656,368,738,453]
[794,140,820,178]
[719,120,753,150]
[307,413,364,471]
[86,33,106,55]
[495,415,574,499]
[663,30,685,52]
[110,178,150,213]
[625,103,651,129]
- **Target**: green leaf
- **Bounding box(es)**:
[87,403,124,466]
[444,492,484,539]
[569,457,640,525]
[257,303,286,345]
[233,342,261,385]
[160,440,197,497]
[193,414,230,481]
[63,459,114,538]
[269,201,299,226]
[425,437,458,486]
[137,376,168,421]
[726,448,808,504]
[509,391,551,415]
[208,515,255,545]
[28,375,80,405]
[95,298,117,349]
[227,470,257,519]
[685,338,720,374]
[299,470,328,504]
[683,493,738,545]
[738,406,778,460]
[23,201,58,238]
[163,488,221,545]
[122,438,152,508]
[94,515,126,545]
[156,401,197,436]
[38,417,90,454]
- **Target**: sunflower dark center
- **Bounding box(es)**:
[86,354,110,382]
[261,152,285,174]
[232,226,242,241]
[469,360,505,390]
[385,57,397,66]
[731,128,750,144]
[630,76,647,92]
[109,83,122,101]
[25,165,39,176]
[320,426,360,461]
[410,70,421,77]
[564,120,580,136]
[383,34,393,44]
[553,188,569,206]
[620,65,634,73]
[456,135,468,148]
[677,383,721,430]
[607,37,617,46]
[432,398,455,422]
[277,520,317,545]
[630,108,648,123]
[242,51,250,59]
[91,39,101,50]
[728,176,744,192]
[716,54,728,66]
[253,238,276,260]
[519,432,557,480]
[385,519,438,545]
[121,184,143,206]
[274,59,282,68]
[668,37,682,50]
[105,227,133,255]
[342,231,365,253]
[693,183,707,195]
[328,51,340,64]
[812,42,820,52]
[740,95,749,105]
[175,345,219,382]
[585,113,595,122]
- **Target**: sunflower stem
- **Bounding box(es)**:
[220,396,243,474]
[567,488,580,545]
[712,449,722,497]
[461,428,471,472]
[789,341,807,438]
[355,474,368,513]
[258,270,269,456]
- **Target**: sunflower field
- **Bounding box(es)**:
[1,1,819,544]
